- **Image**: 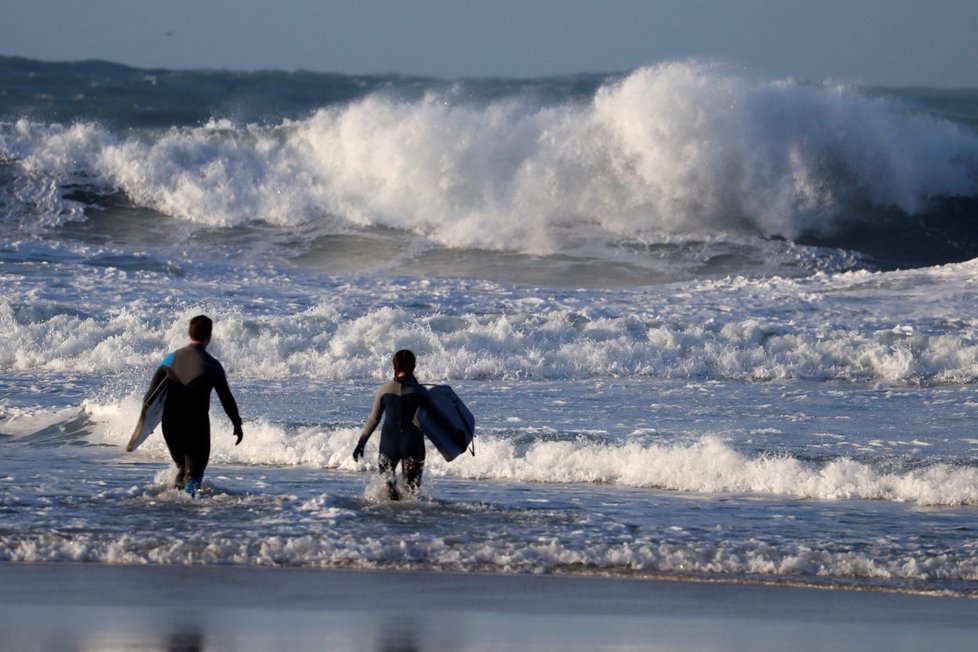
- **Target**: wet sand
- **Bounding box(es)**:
[1,563,976,651]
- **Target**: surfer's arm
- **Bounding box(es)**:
[213,371,243,428]
[213,369,244,445]
[360,390,385,439]
[354,390,385,461]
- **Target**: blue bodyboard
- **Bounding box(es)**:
[415,385,475,462]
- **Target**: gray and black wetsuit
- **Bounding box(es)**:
[144,343,242,487]
[360,375,433,497]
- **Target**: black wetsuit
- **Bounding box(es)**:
[360,375,433,496]
[144,343,242,487]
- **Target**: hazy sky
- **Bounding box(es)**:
[2,0,976,86]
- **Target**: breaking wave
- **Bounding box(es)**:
[3,61,977,264]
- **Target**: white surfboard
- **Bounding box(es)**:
[415,385,475,462]
[126,378,168,452]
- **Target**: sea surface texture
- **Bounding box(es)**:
[3,56,978,595]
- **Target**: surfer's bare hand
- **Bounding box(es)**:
[234,425,244,446]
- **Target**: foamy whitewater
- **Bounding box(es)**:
[3,57,978,595]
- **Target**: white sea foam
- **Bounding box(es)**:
[4,522,978,587]
[441,435,978,506]
[3,62,977,251]
[3,258,977,383]
[73,397,978,507]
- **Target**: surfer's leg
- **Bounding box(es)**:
[378,454,400,500]
[402,457,424,495]
[161,426,188,488]
[183,429,211,493]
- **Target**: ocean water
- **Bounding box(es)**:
[3,56,978,595]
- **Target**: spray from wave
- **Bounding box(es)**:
[3,61,977,263]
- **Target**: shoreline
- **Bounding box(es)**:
[2,562,977,651]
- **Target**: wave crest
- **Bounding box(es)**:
[4,61,977,254]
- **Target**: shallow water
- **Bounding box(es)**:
[3,376,978,595]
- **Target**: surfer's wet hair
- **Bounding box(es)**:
[393,349,416,374]
[189,315,213,342]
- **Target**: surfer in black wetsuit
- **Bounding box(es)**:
[144,315,243,495]
[354,350,439,500]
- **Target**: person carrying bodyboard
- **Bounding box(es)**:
[353,349,474,499]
